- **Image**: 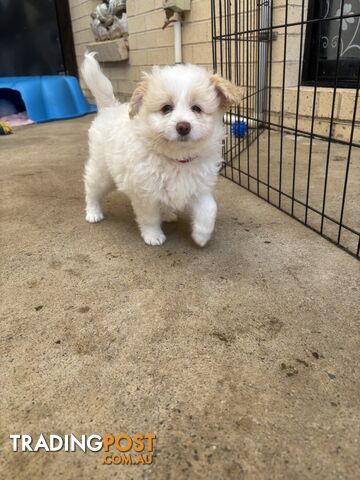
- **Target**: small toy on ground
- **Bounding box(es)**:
[231,120,248,138]
[0,121,12,135]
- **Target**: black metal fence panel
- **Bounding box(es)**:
[211,0,360,258]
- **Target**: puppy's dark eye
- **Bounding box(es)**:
[161,104,173,114]
[191,105,202,113]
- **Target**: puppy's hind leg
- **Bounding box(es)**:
[84,160,114,223]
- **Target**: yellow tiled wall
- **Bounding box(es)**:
[68,0,358,141]
[69,0,212,101]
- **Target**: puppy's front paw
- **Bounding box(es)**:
[86,210,104,223]
[142,230,166,246]
[192,229,212,247]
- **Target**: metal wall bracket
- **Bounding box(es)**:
[259,30,278,42]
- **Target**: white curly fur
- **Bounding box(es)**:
[82,53,242,246]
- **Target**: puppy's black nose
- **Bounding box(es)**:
[176,121,191,136]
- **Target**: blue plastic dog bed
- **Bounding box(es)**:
[0,75,96,123]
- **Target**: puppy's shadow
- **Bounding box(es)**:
[103,192,137,232]
[102,192,202,248]
[162,213,194,248]
[101,192,223,252]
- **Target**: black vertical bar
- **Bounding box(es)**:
[246,0,250,189]
[55,0,78,77]
[255,0,260,196]
[226,0,234,181]
[291,0,306,216]
[211,0,217,73]
[321,0,346,234]
[305,3,324,225]
[267,0,274,202]
[234,0,241,185]
[337,67,360,245]
[218,1,226,177]
[278,0,289,208]
[219,0,224,77]
[241,0,245,185]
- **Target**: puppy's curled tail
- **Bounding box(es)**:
[81,52,117,109]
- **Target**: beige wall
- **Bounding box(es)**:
[69,0,358,142]
[69,0,212,102]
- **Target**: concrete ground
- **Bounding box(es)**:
[1,116,359,480]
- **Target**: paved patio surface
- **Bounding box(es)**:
[1,116,359,479]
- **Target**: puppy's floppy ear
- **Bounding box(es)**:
[128,80,148,119]
[210,75,244,110]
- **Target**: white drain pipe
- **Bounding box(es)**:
[173,12,182,64]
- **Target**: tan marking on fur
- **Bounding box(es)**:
[143,90,174,114]
[210,75,244,110]
[129,80,148,119]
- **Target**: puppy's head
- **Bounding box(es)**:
[128,64,243,153]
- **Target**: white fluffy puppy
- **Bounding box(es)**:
[81,53,242,246]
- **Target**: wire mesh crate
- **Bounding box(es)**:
[211,0,360,257]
